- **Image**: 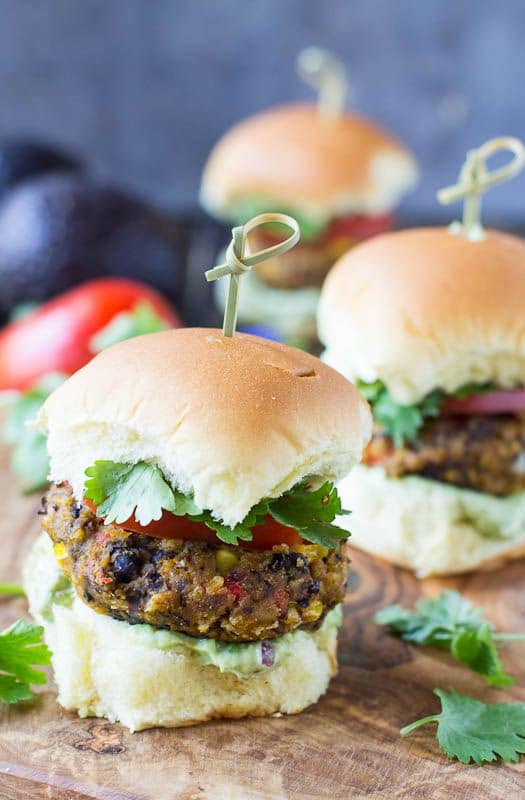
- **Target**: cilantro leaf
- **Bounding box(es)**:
[401,689,525,765]
[85,461,199,526]
[357,379,499,446]
[84,460,261,544]
[229,196,327,242]
[355,379,384,403]
[89,302,169,353]
[356,380,444,446]
[375,591,522,686]
[269,481,350,548]
[451,382,494,400]
[194,498,269,544]
[202,520,254,544]
[270,481,347,527]
[373,393,425,446]
[2,373,66,493]
[420,389,446,418]
[0,619,51,704]
[374,590,484,647]
[451,624,514,688]
[84,461,349,548]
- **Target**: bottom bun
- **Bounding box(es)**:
[24,535,340,731]
[337,466,525,578]
[214,262,319,340]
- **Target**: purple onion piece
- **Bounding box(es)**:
[260,640,275,668]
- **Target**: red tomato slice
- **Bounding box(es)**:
[83,498,302,549]
[326,212,394,242]
[0,278,181,391]
[442,390,525,415]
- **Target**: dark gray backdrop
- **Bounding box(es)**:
[1,0,524,220]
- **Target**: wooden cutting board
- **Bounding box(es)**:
[1,444,525,800]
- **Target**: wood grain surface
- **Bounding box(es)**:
[1,440,525,800]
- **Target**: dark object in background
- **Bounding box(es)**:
[0,138,81,199]
[0,173,185,316]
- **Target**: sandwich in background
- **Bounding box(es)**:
[318,137,525,577]
[200,48,417,345]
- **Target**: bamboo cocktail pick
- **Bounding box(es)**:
[205,213,300,338]
[297,47,348,118]
[437,136,525,241]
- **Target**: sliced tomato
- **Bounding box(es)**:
[83,498,302,549]
[0,278,181,391]
[326,212,394,242]
[242,516,302,550]
[442,390,525,415]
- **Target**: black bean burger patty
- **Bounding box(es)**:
[364,414,525,496]
[41,483,348,642]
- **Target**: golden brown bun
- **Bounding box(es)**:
[201,103,417,219]
[38,328,371,527]
[319,228,525,403]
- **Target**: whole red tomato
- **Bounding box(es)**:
[0,278,181,391]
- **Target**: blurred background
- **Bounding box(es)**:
[1,0,524,492]
[1,0,523,221]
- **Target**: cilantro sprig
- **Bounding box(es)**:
[375,590,525,687]
[0,619,51,703]
[357,380,493,446]
[402,690,525,765]
[269,481,349,547]
[2,373,66,494]
[377,592,525,764]
[84,461,349,548]
[89,302,169,353]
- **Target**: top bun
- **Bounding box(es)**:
[38,329,371,527]
[200,103,417,221]
[318,228,525,404]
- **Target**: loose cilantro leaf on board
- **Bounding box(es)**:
[375,591,523,687]
[401,689,525,765]
[84,461,349,548]
[0,619,51,704]
[2,373,66,494]
[89,302,170,354]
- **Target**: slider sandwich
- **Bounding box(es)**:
[318,137,525,577]
[24,328,371,730]
[200,48,417,343]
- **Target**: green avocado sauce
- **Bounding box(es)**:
[125,604,342,677]
[402,475,525,540]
